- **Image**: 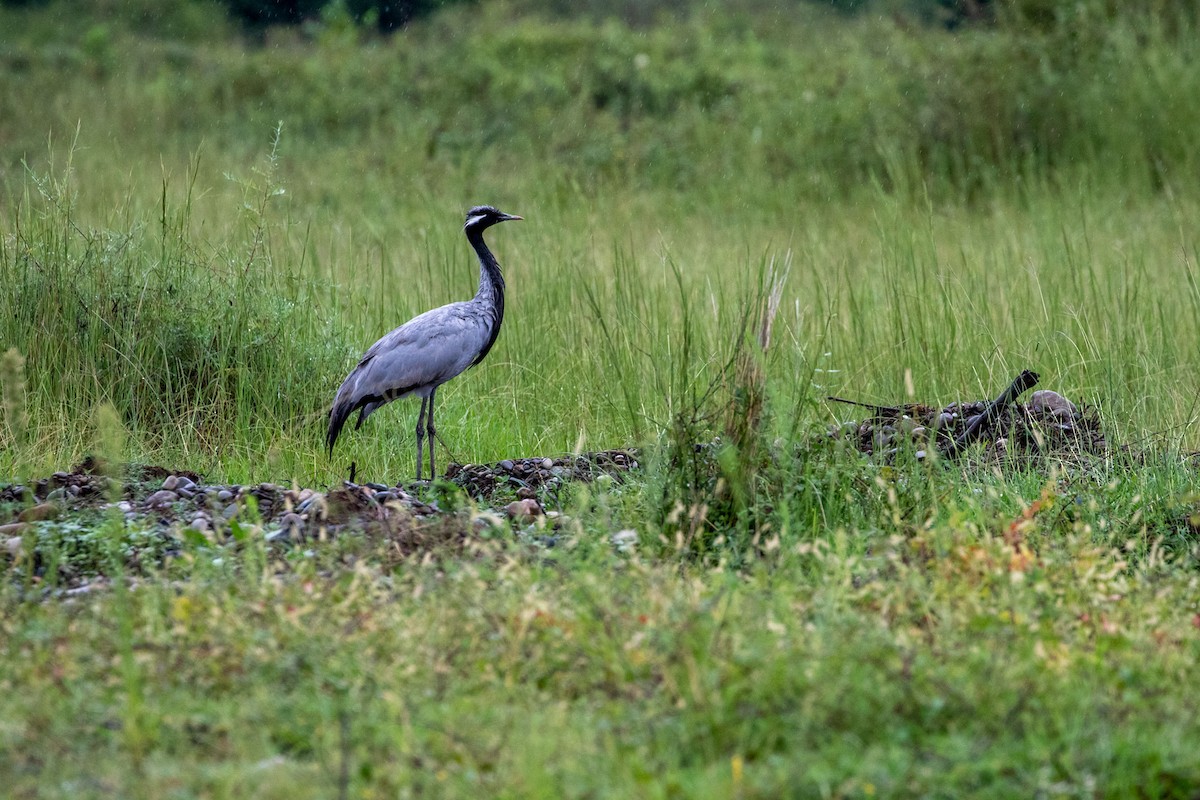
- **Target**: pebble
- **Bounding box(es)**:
[366,482,388,491]
[498,459,514,472]
[46,487,67,501]
[221,504,238,520]
[281,512,304,531]
[541,458,554,470]
[18,503,60,523]
[162,475,180,491]
[516,486,537,500]
[176,476,196,492]
[217,489,234,503]
[67,484,81,497]
[374,491,396,503]
[145,490,179,508]
[177,487,196,499]
[190,514,211,533]
[3,535,23,557]
[505,499,542,521]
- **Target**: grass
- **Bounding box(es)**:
[2,1,1200,796]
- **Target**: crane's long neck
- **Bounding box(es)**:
[467,228,505,321]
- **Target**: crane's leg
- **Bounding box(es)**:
[427,387,438,480]
[414,395,429,482]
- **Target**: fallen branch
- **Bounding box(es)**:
[942,370,1040,459]
[826,396,903,417]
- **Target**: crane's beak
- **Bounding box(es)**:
[501,213,523,222]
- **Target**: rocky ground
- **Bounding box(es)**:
[0,450,641,587]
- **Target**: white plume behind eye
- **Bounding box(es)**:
[465,214,488,228]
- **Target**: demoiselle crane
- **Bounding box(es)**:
[326,205,522,480]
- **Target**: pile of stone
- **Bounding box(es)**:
[0,449,643,557]
[828,387,1107,461]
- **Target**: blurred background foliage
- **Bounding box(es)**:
[2,0,1197,201]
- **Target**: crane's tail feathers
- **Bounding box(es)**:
[326,394,355,456]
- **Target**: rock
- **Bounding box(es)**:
[910,426,927,440]
[611,529,638,552]
[177,487,196,499]
[221,504,238,521]
[516,486,537,500]
[498,459,514,473]
[67,484,82,497]
[162,475,180,491]
[189,514,211,533]
[175,476,196,492]
[1030,390,1077,417]
[281,512,304,531]
[934,412,954,430]
[472,513,504,533]
[216,489,234,503]
[506,499,542,521]
[366,482,388,491]
[374,491,396,503]
[145,490,178,508]
[18,503,60,523]
[3,535,23,558]
[1050,408,1075,429]
[46,487,67,502]
[541,458,554,470]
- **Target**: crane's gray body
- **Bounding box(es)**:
[326,205,520,479]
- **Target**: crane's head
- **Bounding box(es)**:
[464,205,522,232]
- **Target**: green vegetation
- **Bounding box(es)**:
[2,1,1199,796]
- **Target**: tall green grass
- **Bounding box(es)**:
[1,1,1198,482]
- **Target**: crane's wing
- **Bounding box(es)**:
[326,302,496,454]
